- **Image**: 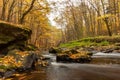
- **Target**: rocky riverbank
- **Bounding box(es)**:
[49,36,120,63]
[0,50,49,79]
[0,21,48,79]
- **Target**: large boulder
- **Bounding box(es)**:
[56,51,92,63]
[0,21,32,54]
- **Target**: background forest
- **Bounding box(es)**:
[54,0,120,43]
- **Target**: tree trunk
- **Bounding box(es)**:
[19,0,36,24]
[7,0,16,22]
[104,18,112,36]
[1,0,9,20]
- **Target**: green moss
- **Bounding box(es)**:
[98,41,109,46]
[59,36,115,48]
[0,65,8,70]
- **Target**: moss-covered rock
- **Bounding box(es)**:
[0,21,32,54]
[56,50,92,63]
[0,21,31,43]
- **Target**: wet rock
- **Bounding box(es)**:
[56,51,92,63]
[14,67,26,73]
[23,52,38,69]
[0,69,16,79]
[56,54,70,62]
[57,54,91,63]
[0,72,4,78]
[102,48,114,53]
[3,69,15,78]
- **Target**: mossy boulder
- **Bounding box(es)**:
[56,50,92,63]
[0,21,32,54]
[0,21,31,44]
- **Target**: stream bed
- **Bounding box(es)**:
[11,53,120,80]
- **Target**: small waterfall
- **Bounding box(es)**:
[92,52,120,58]
[42,53,56,62]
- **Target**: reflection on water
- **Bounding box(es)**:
[47,63,120,80]
[12,63,120,80]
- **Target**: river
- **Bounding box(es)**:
[12,53,120,80]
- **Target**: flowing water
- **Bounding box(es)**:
[12,53,120,80]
